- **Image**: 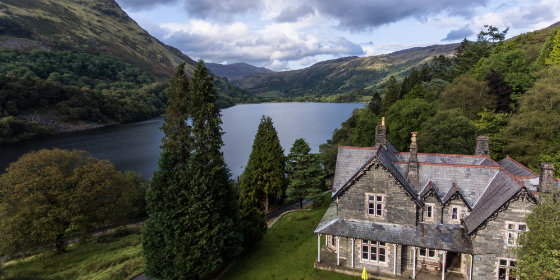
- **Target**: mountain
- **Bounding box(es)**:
[206,62,274,79]
[0,0,195,77]
[230,44,459,97]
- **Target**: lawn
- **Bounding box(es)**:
[1,228,143,280]
[222,197,358,280]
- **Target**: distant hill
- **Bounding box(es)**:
[231,44,459,97]
[206,62,274,79]
[0,0,195,77]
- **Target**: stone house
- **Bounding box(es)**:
[314,118,558,280]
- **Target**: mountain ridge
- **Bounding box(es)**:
[0,0,195,77]
[206,62,274,79]
[231,43,459,97]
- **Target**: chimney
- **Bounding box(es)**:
[375,117,386,147]
[475,136,490,156]
[539,162,555,193]
[407,132,420,190]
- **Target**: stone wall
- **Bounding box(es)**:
[337,159,418,225]
[470,196,535,279]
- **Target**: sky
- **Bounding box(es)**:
[114,0,560,71]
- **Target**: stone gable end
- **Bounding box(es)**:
[337,158,418,225]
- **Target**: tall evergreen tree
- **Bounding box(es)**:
[142,62,242,280]
[381,76,400,113]
[239,115,286,247]
[286,138,326,209]
[368,91,382,115]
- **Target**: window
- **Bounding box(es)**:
[418,247,437,258]
[362,240,387,263]
[367,194,383,217]
[425,203,434,220]
[506,223,527,246]
[331,235,336,246]
[451,206,459,221]
[498,259,517,280]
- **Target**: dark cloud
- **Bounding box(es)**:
[115,0,181,11]
[184,0,262,21]
[310,0,489,30]
[275,5,315,22]
[442,25,474,41]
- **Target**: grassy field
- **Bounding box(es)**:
[2,196,356,280]
[1,229,143,280]
[222,197,357,280]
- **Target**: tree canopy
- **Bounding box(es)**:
[142,61,242,279]
[286,138,326,208]
[0,148,145,256]
[515,194,560,279]
[239,115,286,247]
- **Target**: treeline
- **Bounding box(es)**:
[0,49,258,143]
[320,25,560,175]
[0,49,154,90]
[0,74,167,143]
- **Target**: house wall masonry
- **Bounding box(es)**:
[337,159,418,225]
[470,196,535,279]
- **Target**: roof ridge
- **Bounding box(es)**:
[338,145,378,150]
[396,152,492,158]
[394,161,502,169]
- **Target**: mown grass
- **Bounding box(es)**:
[1,229,143,280]
[222,196,358,280]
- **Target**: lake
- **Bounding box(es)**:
[0,102,364,178]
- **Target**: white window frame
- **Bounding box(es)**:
[366,193,384,217]
[450,206,460,221]
[361,240,388,264]
[425,203,435,221]
[418,247,437,259]
[497,258,517,280]
[505,222,527,247]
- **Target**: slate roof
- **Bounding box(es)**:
[332,146,376,194]
[463,171,526,234]
[397,153,498,166]
[315,219,472,253]
[498,156,538,177]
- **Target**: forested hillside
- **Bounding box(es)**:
[0,0,255,144]
[320,23,560,175]
[231,44,458,100]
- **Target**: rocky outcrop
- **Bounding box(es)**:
[19,112,114,133]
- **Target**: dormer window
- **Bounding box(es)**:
[451,206,459,221]
[366,193,384,217]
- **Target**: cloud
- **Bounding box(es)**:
[310,0,489,31]
[275,5,315,22]
[183,0,263,21]
[115,0,181,11]
[158,20,365,70]
[442,25,474,41]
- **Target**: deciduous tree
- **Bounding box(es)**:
[515,193,560,279]
[439,74,495,120]
[418,109,476,154]
[0,149,143,256]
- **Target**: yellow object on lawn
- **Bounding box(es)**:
[361,267,368,279]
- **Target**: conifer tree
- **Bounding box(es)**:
[142,62,242,279]
[368,91,382,115]
[381,76,400,113]
[239,115,286,247]
[286,138,326,208]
